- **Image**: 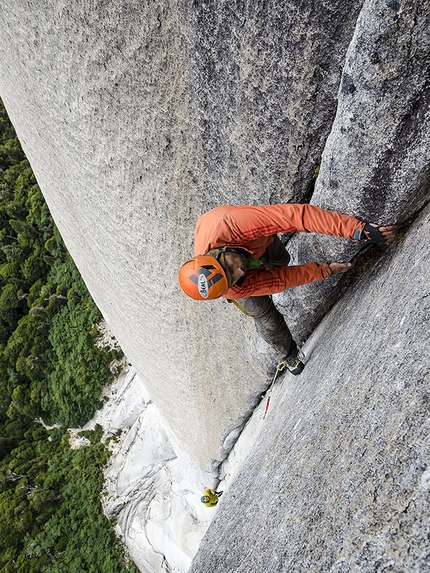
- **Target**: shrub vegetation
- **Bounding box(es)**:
[0,99,137,572]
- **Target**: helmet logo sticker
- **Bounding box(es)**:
[198,273,209,298]
[187,266,225,299]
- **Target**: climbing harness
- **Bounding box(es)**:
[262,359,288,420]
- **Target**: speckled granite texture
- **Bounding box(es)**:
[189,202,430,573]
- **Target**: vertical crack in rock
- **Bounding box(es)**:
[273,0,430,346]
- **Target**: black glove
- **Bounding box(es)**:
[362,223,386,244]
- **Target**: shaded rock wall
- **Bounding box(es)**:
[0,0,365,469]
[189,200,430,573]
[183,0,364,204]
[277,0,430,342]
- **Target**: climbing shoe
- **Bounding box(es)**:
[278,344,305,376]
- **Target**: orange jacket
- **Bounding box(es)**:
[194,204,365,299]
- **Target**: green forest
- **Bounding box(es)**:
[0,100,138,573]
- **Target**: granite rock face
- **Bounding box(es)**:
[0,1,428,569]
[0,0,366,468]
[188,200,430,573]
[315,0,430,222]
[277,0,430,342]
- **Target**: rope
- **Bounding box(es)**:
[229,297,274,319]
[262,360,287,420]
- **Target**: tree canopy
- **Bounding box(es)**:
[0,99,137,572]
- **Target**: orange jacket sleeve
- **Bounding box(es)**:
[218,204,364,240]
[224,262,333,299]
[194,204,364,258]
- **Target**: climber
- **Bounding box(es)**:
[201,489,223,507]
[178,204,396,375]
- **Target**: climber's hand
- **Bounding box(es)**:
[329,261,353,274]
[363,223,397,244]
[376,224,397,243]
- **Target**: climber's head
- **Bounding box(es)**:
[178,248,249,300]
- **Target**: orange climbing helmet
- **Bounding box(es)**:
[178,255,229,300]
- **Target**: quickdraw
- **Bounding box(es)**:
[262,360,288,420]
